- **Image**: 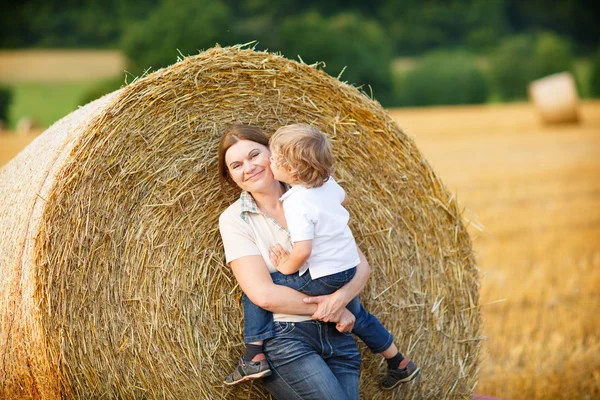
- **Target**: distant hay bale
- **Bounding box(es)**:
[0,46,481,399]
[528,72,580,124]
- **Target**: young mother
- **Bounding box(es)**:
[218,124,372,399]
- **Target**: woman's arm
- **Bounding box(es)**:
[230,254,356,331]
[229,254,320,315]
[303,246,371,322]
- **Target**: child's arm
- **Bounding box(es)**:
[270,240,312,275]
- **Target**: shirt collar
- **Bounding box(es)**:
[239,184,292,222]
[240,190,260,222]
[279,184,303,202]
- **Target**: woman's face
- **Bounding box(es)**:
[224,140,274,192]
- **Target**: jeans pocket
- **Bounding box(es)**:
[273,321,296,335]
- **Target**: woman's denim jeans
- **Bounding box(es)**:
[261,320,361,400]
[242,267,394,353]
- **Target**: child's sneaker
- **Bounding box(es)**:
[224,357,272,386]
[380,358,420,390]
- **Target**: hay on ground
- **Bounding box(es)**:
[0,46,481,399]
[528,72,580,124]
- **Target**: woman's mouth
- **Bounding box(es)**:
[245,169,264,182]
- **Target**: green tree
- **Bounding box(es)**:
[0,0,160,48]
[506,0,600,53]
[533,32,573,77]
[398,51,489,106]
[377,0,509,55]
[489,35,536,100]
[490,32,574,100]
[0,87,13,124]
[590,48,600,97]
[121,0,232,75]
[278,11,395,105]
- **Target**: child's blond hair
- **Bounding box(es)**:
[269,124,334,188]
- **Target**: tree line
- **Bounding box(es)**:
[3,0,598,54]
[2,0,600,106]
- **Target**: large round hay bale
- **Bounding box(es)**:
[528,71,580,124]
[0,46,481,399]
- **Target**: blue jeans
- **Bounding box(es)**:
[243,267,394,354]
[262,320,361,400]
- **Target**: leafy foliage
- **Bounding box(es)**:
[590,48,600,98]
[0,87,13,123]
[397,51,489,106]
[505,0,600,53]
[2,0,598,56]
[490,32,574,100]
[0,0,160,48]
[278,12,395,104]
[120,0,233,75]
[377,0,509,55]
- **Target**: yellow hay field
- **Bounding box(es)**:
[0,50,126,83]
[390,100,600,399]
[2,100,599,398]
[0,131,42,166]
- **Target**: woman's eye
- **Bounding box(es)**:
[231,164,240,170]
[251,152,259,158]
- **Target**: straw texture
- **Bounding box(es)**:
[0,46,480,399]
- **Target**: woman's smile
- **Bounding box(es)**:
[224,139,274,191]
[245,168,265,182]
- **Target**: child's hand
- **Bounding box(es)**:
[269,243,290,267]
[335,308,355,333]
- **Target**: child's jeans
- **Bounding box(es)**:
[242,267,394,354]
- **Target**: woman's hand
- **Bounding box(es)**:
[303,291,349,323]
[269,243,290,267]
[303,247,372,322]
[335,309,355,333]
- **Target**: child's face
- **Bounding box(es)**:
[269,150,293,184]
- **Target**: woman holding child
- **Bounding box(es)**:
[217,124,419,399]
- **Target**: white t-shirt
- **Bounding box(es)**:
[279,177,360,279]
[219,190,311,322]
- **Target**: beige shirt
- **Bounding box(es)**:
[219,190,312,322]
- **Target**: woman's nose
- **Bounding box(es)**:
[243,160,255,173]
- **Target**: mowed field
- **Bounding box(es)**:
[0,49,125,83]
[390,102,600,399]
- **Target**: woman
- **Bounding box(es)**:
[218,124,372,399]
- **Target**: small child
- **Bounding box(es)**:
[224,124,419,390]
